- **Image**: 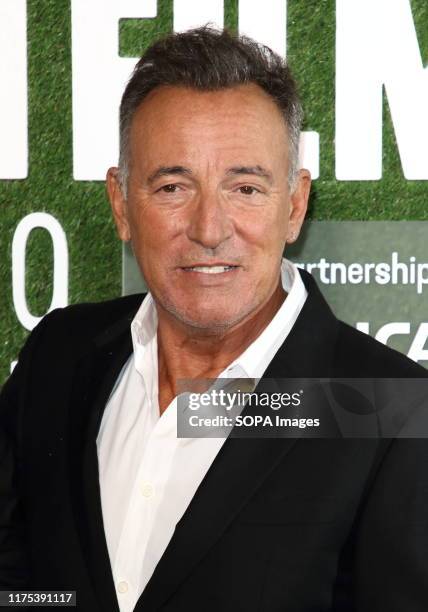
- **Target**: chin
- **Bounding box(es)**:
[163,300,251,333]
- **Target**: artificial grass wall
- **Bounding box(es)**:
[0,0,427,384]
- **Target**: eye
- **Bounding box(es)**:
[159,184,180,193]
[237,185,259,195]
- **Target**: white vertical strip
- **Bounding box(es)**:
[71,0,157,180]
[173,0,224,32]
[0,0,28,179]
[239,0,287,57]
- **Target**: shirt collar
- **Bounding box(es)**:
[222,258,307,379]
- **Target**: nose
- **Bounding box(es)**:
[186,189,233,250]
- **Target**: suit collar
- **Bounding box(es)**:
[263,268,339,379]
[93,296,143,350]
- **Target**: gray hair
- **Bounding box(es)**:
[118,26,303,197]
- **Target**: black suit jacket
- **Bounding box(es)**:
[1,269,428,611]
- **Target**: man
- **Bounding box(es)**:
[1,26,428,611]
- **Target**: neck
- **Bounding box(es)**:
[156,283,286,414]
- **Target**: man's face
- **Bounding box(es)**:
[108,84,310,331]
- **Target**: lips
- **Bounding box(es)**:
[182,265,238,274]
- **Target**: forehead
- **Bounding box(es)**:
[128,84,289,171]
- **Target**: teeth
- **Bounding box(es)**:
[187,266,234,274]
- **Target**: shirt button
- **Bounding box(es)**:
[141,482,155,498]
[117,581,128,594]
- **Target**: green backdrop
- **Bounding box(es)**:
[1,0,427,385]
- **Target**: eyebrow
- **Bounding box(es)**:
[147,165,192,184]
[226,165,273,183]
[147,164,273,184]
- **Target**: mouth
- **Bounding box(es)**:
[181,265,239,275]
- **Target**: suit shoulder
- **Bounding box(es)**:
[30,293,145,344]
[334,320,427,377]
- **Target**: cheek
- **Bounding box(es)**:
[275,202,289,235]
[271,208,289,248]
[239,211,288,256]
[130,207,181,256]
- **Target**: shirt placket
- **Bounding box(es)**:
[112,400,178,612]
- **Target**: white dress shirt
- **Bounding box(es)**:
[96,258,307,612]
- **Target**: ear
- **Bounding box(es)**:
[286,169,311,244]
[106,167,131,242]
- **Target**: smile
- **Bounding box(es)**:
[183,265,238,274]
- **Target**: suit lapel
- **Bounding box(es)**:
[135,435,298,611]
[68,310,135,612]
[135,270,340,611]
